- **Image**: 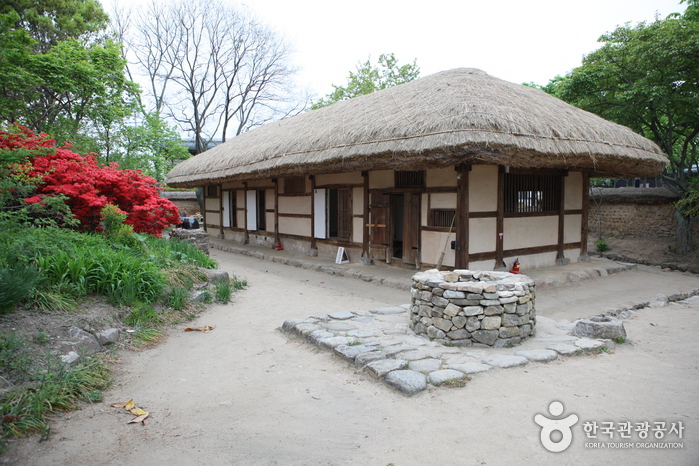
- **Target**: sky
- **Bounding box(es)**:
[235,0,686,99]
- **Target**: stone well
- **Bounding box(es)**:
[410,269,536,348]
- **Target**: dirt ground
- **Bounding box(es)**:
[2,248,699,466]
[588,235,699,269]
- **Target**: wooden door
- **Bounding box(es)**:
[369,191,390,262]
[403,191,420,266]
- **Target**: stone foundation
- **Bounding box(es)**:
[410,269,536,348]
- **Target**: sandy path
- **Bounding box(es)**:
[4,250,698,465]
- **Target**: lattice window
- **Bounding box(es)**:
[504,173,561,214]
[206,185,218,197]
[395,170,425,188]
[430,209,456,228]
[328,188,351,240]
[284,176,306,194]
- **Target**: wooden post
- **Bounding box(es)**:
[218,185,223,238]
[242,181,249,244]
[310,175,317,251]
[362,171,369,258]
[273,178,279,244]
[581,172,590,256]
[455,164,471,269]
[557,171,567,261]
[496,166,505,267]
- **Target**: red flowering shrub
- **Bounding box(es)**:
[2,126,179,237]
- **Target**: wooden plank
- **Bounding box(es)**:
[274,179,279,242]
[557,172,566,260]
[369,191,390,262]
[310,176,316,250]
[362,171,369,257]
[404,191,421,267]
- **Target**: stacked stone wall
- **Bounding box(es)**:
[410,269,536,348]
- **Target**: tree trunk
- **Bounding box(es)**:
[675,206,693,256]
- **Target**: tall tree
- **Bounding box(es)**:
[115,0,304,155]
[311,53,420,109]
[543,0,699,254]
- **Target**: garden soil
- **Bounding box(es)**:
[3,248,698,465]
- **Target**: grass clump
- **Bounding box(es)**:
[595,238,609,252]
[0,333,110,450]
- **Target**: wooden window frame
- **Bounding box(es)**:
[395,170,426,188]
[327,188,351,240]
[504,171,561,216]
[429,209,456,228]
[206,185,218,197]
[284,176,306,194]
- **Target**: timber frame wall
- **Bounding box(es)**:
[201,164,589,270]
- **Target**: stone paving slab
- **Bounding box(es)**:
[280,305,616,395]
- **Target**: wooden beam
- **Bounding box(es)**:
[273,178,280,243]
[242,182,249,244]
[455,164,470,269]
[310,175,317,250]
[218,185,223,238]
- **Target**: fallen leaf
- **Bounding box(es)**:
[128,413,150,424]
[110,400,130,408]
[3,414,19,423]
[124,399,136,411]
[184,326,214,333]
[130,407,149,416]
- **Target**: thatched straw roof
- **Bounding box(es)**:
[165,68,668,187]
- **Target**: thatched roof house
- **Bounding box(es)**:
[166,68,667,272]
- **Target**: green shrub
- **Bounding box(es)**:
[167,286,189,310]
[0,265,42,314]
[595,239,609,252]
[214,281,232,303]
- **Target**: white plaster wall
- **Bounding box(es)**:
[353,187,363,216]
[564,214,582,243]
[426,167,456,187]
[430,193,456,209]
[316,172,363,185]
[278,196,311,215]
[469,259,495,271]
[469,165,498,212]
[503,216,558,249]
[421,230,455,267]
[565,248,581,262]
[205,198,219,212]
[565,172,583,210]
[469,217,496,253]
[369,170,394,189]
[504,251,558,270]
[279,217,311,237]
[353,217,363,243]
[421,194,429,226]
[247,179,272,188]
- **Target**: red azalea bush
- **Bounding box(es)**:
[2,126,180,237]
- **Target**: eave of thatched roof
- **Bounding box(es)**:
[165,68,668,188]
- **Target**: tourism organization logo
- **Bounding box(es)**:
[535,401,685,452]
[535,401,579,452]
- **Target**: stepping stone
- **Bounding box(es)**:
[481,355,529,368]
[402,335,429,346]
[401,350,434,362]
[323,321,358,331]
[385,370,427,395]
[547,343,579,355]
[532,335,578,342]
[351,316,374,323]
[448,362,492,374]
[292,323,322,337]
[370,306,406,315]
[328,310,355,320]
[306,330,335,346]
[281,319,304,333]
[354,351,390,366]
[334,344,379,362]
[318,336,357,350]
[347,330,378,338]
[381,346,414,358]
[365,359,408,378]
[408,358,443,373]
[428,369,467,386]
[515,349,558,362]
[575,338,605,351]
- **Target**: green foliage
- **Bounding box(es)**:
[0,333,33,384]
[167,286,189,311]
[0,350,110,442]
[312,53,420,109]
[214,281,232,303]
[595,239,609,252]
[0,264,42,314]
[676,179,699,217]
